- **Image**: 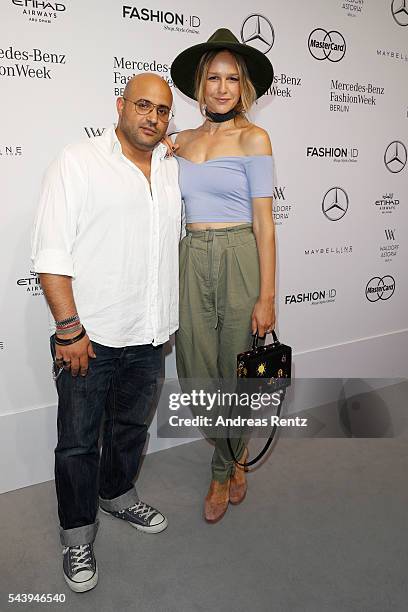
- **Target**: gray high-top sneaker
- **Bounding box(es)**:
[62,543,98,593]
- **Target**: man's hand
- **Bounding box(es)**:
[55,333,96,377]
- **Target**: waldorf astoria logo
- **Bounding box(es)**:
[380,229,399,263]
[122,6,201,34]
[308,29,346,62]
[284,288,337,306]
[16,270,43,297]
[84,127,105,138]
[339,0,365,18]
[365,276,395,302]
[11,0,66,24]
[272,186,294,226]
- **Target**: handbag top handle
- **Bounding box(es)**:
[252,329,279,351]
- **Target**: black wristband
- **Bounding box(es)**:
[54,326,87,346]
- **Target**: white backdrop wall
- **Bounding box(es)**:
[1,0,407,493]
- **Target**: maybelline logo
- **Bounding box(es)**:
[12,0,66,24]
[0,144,23,156]
[384,141,407,173]
[307,146,358,163]
[322,187,349,221]
[285,289,337,305]
[340,0,364,18]
[392,0,408,26]
[365,276,395,302]
[329,79,385,113]
[241,14,275,54]
[16,271,43,296]
[122,6,200,33]
[0,46,66,79]
[376,48,408,62]
[84,127,105,138]
[113,56,171,96]
[380,229,399,263]
[308,29,346,62]
[374,192,400,214]
[304,245,352,256]
[272,186,293,225]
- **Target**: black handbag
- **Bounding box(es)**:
[227,330,292,468]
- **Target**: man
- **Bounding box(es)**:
[31,74,181,593]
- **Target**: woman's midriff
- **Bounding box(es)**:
[186,221,249,231]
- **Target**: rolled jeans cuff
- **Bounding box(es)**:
[99,486,139,513]
[59,519,99,546]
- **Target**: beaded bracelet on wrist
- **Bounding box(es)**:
[55,323,83,336]
[55,313,80,328]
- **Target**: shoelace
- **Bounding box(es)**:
[126,501,156,521]
[64,544,93,572]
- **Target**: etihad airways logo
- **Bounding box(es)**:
[11,0,66,24]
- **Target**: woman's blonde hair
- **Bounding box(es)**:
[194,49,257,116]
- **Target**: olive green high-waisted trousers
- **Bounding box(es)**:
[175,224,260,482]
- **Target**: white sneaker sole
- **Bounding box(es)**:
[64,564,98,593]
[100,508,168,533]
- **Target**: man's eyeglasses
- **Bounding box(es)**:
[123,97,174,122]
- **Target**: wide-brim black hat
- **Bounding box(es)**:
[171,28,274,100]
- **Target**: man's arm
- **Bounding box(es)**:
[40,273,95,377]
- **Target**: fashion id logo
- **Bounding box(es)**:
[284,288,337,306]
[307,145,358,163]
[11,0,66,24]
[122,6,201,34]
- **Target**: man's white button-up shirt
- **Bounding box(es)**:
[32,124,182,347]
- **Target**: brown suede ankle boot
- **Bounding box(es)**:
[204,479,230,523]
[229,447,248,505]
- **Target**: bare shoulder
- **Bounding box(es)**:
[241,124,272,156]
[174,129,198,146]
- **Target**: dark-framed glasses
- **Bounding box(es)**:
[123,97,174,122]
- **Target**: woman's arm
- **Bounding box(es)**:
[244,127,276,336]
[252,199,276,336]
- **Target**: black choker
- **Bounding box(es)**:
[205,108,238,123]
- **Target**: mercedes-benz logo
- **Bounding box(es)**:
[384,141,407,173]
[392,0,408,26]
[308,29,346,62]
[241,14,275,54]
[322,187,349,221]
[365,276,395,302]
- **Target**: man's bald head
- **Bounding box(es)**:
[116,72,173,153]
[123,73,172,107]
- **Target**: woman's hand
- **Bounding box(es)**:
[251,297,276,337]
[161,135,179,158]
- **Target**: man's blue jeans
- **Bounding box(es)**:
[50,337,163,547]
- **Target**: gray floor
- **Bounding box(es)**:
[1,383,408,612]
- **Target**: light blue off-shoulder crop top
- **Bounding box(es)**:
[176,155,274,223]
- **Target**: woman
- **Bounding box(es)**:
[170,29,276,523]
